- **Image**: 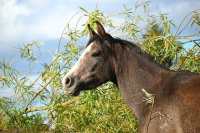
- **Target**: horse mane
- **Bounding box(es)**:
[110,38,200,75]
[108,37,170,70]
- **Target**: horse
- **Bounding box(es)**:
[62,21,200,133]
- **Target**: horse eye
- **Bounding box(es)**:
[91,51,101,57]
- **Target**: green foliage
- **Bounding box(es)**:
[0,1,200,132]
[80,7,113,34]
[20,41,41,62]
[0,97,47,132]
[54,83,137,133]
[0,61,18,87]
[192,10,200,27]
[177,44,200,72]
[120,5,141,38]
[142,17,182,67]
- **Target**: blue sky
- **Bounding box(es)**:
[0,0,200,96]
[1,0,199,57]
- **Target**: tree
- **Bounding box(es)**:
[0,1,199,132]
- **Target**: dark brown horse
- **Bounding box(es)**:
[62,22,200,133]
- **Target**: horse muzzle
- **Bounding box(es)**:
[62,76,81,96]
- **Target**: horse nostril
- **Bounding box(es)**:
[65,77,74,88]
[65,77,70,84]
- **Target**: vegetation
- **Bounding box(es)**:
[0,1,200,132]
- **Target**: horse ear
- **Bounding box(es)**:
[87,24,98,38]
[95,21,107,38]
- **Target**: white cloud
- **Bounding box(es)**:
[0,0,80,49]
[0,0,31,43]
[21,5,74,41]
[25,0,50,8]
[151,0,200,21]
[0,0,199,52]
[0,0,134,48]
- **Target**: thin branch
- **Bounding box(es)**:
[177,33,200,38]
[180,39,200,44]
[24,78,54,112]
[175,12,192,36]
[25,97,80,113]
[57,11,80,53]
[24,10,84,112]
[27,11,81,101]
[28,55,61,90]
[175,9,200,36]
[24,60,68,112]
[193,40,200,48]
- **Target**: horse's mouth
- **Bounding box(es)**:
[68,88,81,96]
[64,79,100,96]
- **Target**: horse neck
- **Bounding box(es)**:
[112,43,170,119]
